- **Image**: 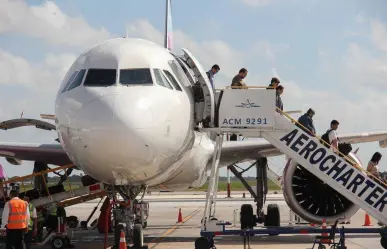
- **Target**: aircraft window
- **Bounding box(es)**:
[168,60,191,87]
[67,69,86,91]
[61,71,79,93]
[163,70,182,91]
[119,68,153,85]
[84,69,117,86]
[153,69,173,90]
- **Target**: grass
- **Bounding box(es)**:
[193,179,281,191]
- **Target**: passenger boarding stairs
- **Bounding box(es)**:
[201,88,387,227]
[266,166,282,188]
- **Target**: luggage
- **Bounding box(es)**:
[21,189,40,200]
[41,184,65,197]
[229,134,238,141]
[81,175,98,186]
[48,184,65,195]
[338,142,352,156]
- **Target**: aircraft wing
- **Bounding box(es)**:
[218,130,387,167]
[0,118,71,166]
[0,143,71,166]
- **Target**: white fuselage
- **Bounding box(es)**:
[55,38,214,190]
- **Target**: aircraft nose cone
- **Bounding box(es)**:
[75,93,157,184]
[113,94,155,129]
[78,94,115,127]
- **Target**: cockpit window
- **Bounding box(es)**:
[84,69,116,87]
[163,70,182,91]
[120,68,153,85]
[153,69,173,90]
[67,69,86,91]
[61,71,78,93]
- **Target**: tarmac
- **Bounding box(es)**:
[38,191,385,248]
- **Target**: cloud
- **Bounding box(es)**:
[124,13,387,172]
[355,13,366,24]
[1,1,386,177]
[342,43,387,89]
[0,0,111,48]
[241,0,274,7]
[281,41,387,134]
[370,20,387,52]
[0,49,76,91]
[127,19,246,82]
[251,41,289,62]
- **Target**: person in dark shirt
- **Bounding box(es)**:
[297,108,316,136]
[206,64,220,91]
[231,68,248,89]
[276,85,284,112]
[229,68,248,141]
[267,77,280,89]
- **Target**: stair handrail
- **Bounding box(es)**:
[215,86,276,90]
[276,107,387,189]
[0,164,79,202]
[0,164,75,185]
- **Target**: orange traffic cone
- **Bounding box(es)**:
[320,218,330,244]
[363,213,372,226]
[177,208,183,223]
[119,230,127,249]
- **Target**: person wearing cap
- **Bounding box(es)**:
[297,108,316,136]
[327,120,340,152]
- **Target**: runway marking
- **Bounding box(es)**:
[148,207,202,248]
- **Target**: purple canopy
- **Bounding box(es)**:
[0,164,6,179]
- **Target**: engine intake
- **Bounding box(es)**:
[282,152,361,225]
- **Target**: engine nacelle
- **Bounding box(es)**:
[282,152,362,225]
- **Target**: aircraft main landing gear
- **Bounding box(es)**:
[229,157,281,230]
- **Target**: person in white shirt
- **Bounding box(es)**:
[327,120,340,152]
[366,152,384,225]
[1,190,30,249]
[367,152,382,177]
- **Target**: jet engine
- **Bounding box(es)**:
[282,152,362,225]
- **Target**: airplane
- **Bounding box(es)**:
[1,0,387,245]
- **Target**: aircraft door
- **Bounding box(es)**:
[182,48,215,128]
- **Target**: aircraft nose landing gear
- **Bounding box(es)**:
[195,236,215,249]
[110,185,149,249]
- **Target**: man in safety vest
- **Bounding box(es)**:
[1,190,30,249]
[36,206,46,242]
[46,202,58,235]
[23,196,37,249]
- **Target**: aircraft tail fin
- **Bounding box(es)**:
[164,0,173,52]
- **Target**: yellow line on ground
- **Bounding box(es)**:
[149,207,202,249]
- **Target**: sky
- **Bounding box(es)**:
[0,0,386,179]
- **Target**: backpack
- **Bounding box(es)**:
[320,129,333,148]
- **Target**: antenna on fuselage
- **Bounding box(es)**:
[126,24,129,38]
[164,0,173,52]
